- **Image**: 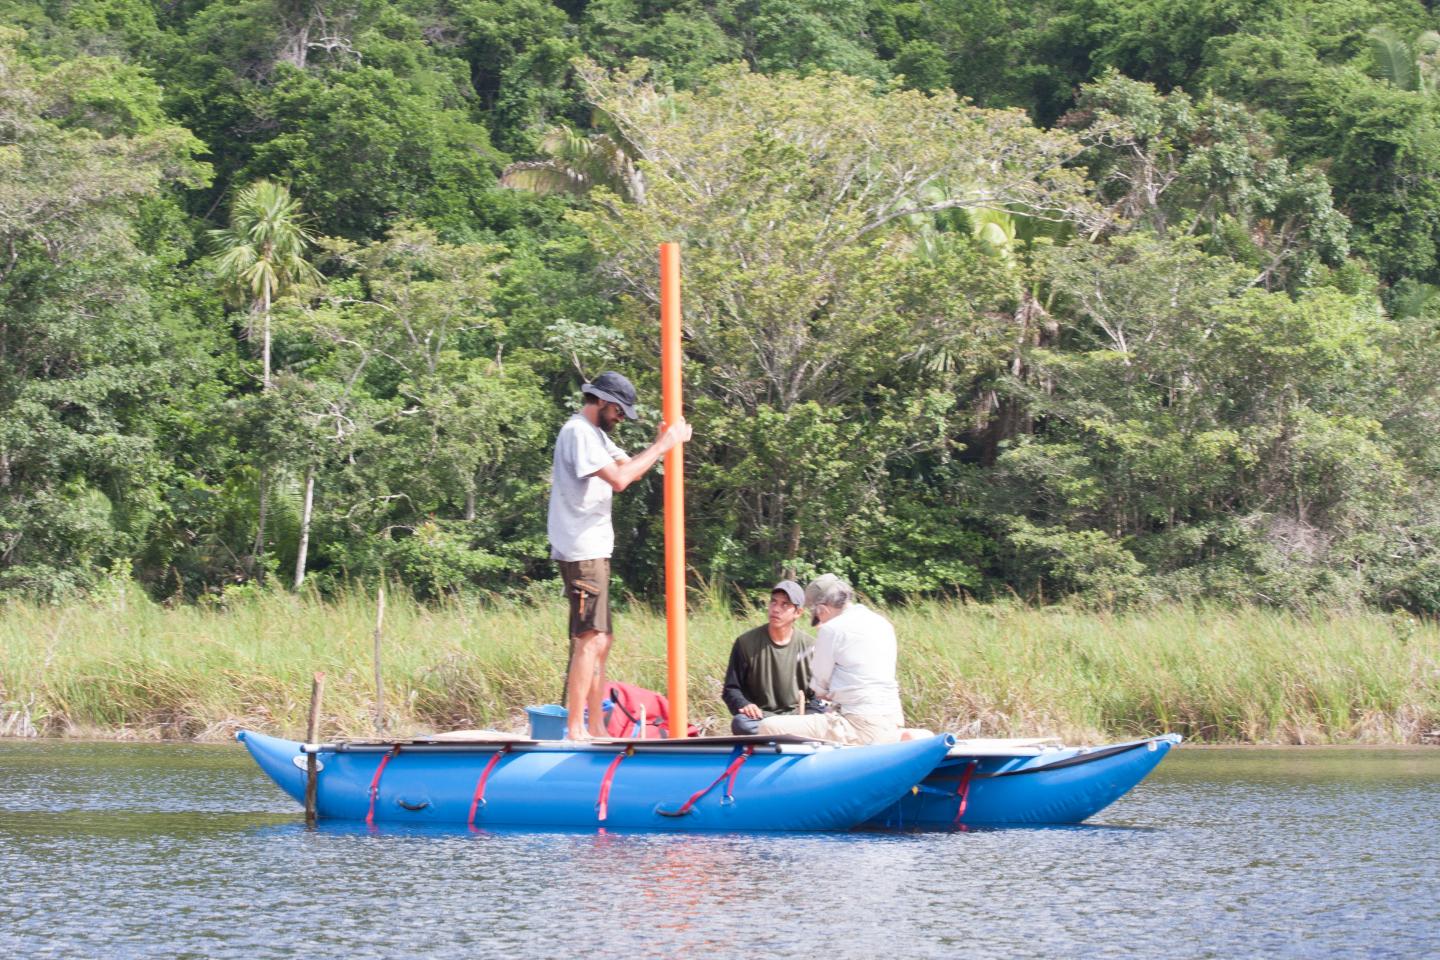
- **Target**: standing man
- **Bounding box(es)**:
[757,574,905,745]
[548,371,691,741]
[722,580,823,734]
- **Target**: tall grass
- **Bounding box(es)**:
[896,603,1439,744]
[1,585,1436,743]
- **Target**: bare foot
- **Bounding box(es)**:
[565,729,593,742]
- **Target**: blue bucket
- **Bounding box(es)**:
[525,701,613,740]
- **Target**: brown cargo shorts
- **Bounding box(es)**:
[558,558,611,637]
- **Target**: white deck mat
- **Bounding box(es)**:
[946,737,1067,757]
[421,729,531,742]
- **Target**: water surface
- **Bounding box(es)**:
[1,741,1435,959]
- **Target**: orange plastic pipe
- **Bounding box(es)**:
[660,242,688,738]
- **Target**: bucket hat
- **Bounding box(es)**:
[581,371,639,420]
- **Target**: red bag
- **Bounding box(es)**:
[605,681,701,738]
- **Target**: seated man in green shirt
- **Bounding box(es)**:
[722,580,825,735]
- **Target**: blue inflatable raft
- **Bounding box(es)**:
[868,734,1182,829]
[237,729,956,832]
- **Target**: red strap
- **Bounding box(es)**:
[723,746,752,800]
[953,759,978,825]
[675,746,754,816]
[596,747,632,822]
[466,746,511,830]
[365,746,401,827]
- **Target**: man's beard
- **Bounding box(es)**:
[598,408,621,433]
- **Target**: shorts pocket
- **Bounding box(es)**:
[572,579,600,619]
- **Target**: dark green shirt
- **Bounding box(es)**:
[721,625,816,717]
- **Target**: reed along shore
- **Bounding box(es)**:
[2,588,1436,744]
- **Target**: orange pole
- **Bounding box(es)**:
[660,242,688,738]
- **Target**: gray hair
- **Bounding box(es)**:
[804,573,853,610]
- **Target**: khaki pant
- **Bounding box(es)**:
[756,711,903,745]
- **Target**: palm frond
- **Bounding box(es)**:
[208,179,321,306]
[1389,280,1440,320]
[1368,26,1420,91]
[501,125,643,203]
[500,162,592,198]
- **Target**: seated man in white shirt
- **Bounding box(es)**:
[756,574,905,745]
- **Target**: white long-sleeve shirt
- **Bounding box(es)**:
[810,603,902,718]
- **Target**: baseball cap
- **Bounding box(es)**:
[771,580,805,606]
[803,573,852,609]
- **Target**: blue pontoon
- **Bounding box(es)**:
[238,728,956,832]
[868,734,1182,829]
[238,728,1178,832]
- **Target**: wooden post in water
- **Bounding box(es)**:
[660,242,688,738]
[305,671,325,826]
[373,585,387,737]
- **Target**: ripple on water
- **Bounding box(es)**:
[1,742,1436,959]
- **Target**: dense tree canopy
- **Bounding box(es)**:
[4,1,1440,612]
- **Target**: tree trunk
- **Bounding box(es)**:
[294,465,315,589]
[251,465,269,581]
[786,515,803,564]
[252,290,273,580]
[261,292,272,389]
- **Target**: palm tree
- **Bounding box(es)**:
[901,198,1065,463]
[210,180,323,386]
[209,180,322,580]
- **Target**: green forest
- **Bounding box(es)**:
[6,0,1440,612]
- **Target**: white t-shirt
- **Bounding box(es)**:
[547,412,626,561]
[810,603,902,717]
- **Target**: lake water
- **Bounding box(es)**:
[1,741,1436,959]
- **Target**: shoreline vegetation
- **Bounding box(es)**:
[13,12,1440,623]
[2,588,1436,746]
